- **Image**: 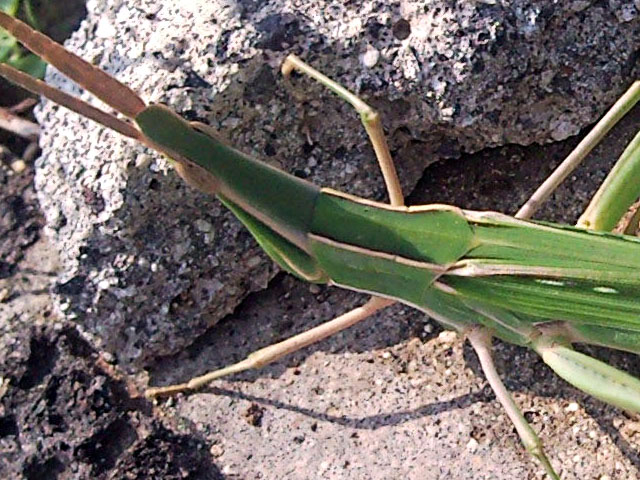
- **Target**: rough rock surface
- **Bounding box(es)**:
[36,0,640,370]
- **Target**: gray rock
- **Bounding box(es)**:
[35,0,640,368]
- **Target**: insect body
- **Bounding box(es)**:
[2,11,640,479]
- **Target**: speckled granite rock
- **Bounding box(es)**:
[35,0,640,368]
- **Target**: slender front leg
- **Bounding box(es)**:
[467,328,560,480]
[282,54,404,207]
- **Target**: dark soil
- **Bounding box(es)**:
[0,324,223,480]
[0,158,43,279]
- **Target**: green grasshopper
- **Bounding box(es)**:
[2,11,640,479]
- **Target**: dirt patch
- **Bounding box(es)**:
[0,323,224,479]
[0,157,43,279]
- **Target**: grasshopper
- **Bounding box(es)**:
[2,11,640,479]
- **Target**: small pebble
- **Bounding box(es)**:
[210,443,225,457]
[441,106,455,119]
[466,438,479,451]
[101,351,115,364]
[0,376,7,399]
[438,331,457,343]
[221,465,237,475]
[619,4,636,22]
[246,255,262,268]
[135,153,152,168]
[95,18,117,38]
[565,402,579,412]
[362,47,380,68]
[11,159,26,173]
[195,219,213,233]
